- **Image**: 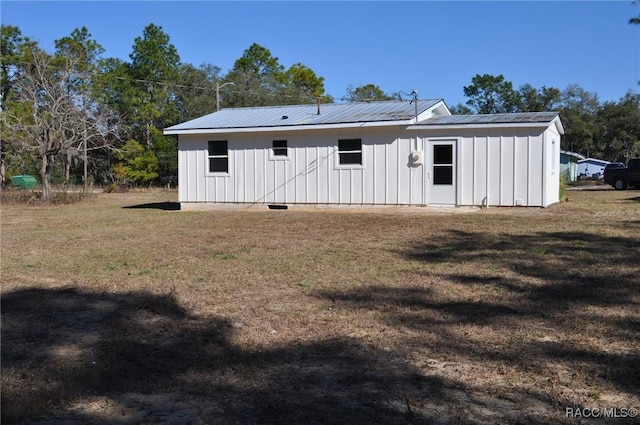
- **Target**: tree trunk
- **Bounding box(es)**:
[64,149,72,184]
[40,154,52,201]
[0,148,5,190]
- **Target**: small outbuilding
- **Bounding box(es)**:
[164,100,564,210]
[560,150,585,181]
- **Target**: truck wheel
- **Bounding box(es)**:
[614,178,628,190]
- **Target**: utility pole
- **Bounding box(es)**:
[83,96,88,191]
[216,81,235,111]
[412,90,419,151]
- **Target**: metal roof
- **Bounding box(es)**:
[419,112,560,126]
[410,111,564,134]
[165,100,443,131]
[577,158,609,165]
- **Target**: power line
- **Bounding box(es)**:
[8,59,328,101]
[7,59,420,105]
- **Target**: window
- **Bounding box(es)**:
[272,140,288,158]
[208,141,228,173]
[338,139,362,165]
[433,144,453,185]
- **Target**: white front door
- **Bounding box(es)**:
[426,140,457,205]
[271,141,288,203]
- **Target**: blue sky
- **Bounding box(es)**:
[2,1,639,107]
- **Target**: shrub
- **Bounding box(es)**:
[559,175,567,201]
[104,183,129,193]
[112,140,160,186]
[0,188,93,205]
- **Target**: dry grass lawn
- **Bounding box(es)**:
[1,188,639,424]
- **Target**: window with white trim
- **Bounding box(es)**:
[272,140,288,158]
[208,141,228,173]
[338,139,362,165]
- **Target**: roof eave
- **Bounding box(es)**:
[578,158,608,164]
[163,119,416,136]
[552,115,565,135]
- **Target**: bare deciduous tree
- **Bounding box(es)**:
[1,45,119,200]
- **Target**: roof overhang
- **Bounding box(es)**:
[164,119,418,135]
[561,150,585,160]
[551,115,564,134]
[577,158,609,165]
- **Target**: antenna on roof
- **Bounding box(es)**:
[412,90,418,123]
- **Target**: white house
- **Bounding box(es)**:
[577,158,610,178]
[164,100,564,210]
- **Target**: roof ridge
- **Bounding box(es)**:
[451,111,559,116]
[217,99,444,111]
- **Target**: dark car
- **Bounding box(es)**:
[603,159,640,190]
[604,162,625,172]
[602,163,624,181]
[599,163,621,183]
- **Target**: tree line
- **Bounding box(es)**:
[1,23,638,199]
[451,74,640,163]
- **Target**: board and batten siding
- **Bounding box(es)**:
[421,125,559,207]
[178,127,427,206]
[178,123,560,208]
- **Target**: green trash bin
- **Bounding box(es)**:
[11,175,38,189]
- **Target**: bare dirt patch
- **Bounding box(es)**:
[2,189,639,424]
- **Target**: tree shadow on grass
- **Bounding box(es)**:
[412,231,639,390]
[403,230,639,307]
[317,230,639,415]
[2,287,473,425]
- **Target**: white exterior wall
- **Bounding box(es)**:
[419,126,558,207]
[545,126,561,207]
[178,127,426,206]
[178,124,560,208]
